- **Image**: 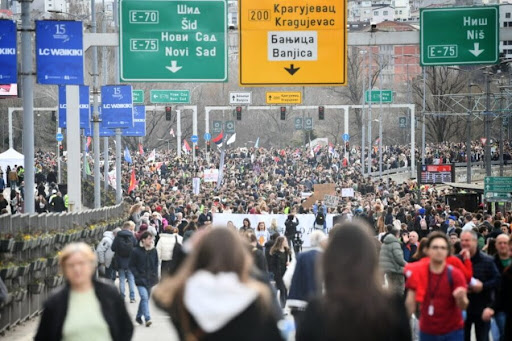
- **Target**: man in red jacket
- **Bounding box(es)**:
[405,232,469,341]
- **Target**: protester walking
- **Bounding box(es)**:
[111,221,138,303]
[379,225,407,295]
[269,236,291,308]
[156,226,183,276]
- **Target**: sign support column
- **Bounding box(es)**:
[91,0,101,208]
[177,109,182,158]
[21,0,35,213]
[115,129,122,203]
[193,107,197,162]
[66,86,82,211]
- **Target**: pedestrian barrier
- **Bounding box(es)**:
[0,203,127,334]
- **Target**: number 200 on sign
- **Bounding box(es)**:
[249,10,270,21]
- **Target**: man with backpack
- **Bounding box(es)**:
[313,202,327,231]
[112,221,138,303]
[405,232,469,340]
[415,207,430,239]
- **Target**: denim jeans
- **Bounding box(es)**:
[420,329,464,341]
[118,269,136,300]
[464,314,490,341]
[491,312,506,341]
[136,286,151,321]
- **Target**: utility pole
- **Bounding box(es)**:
[20,0,35,213]
[421,67,426,165]
[102,0,109,191]
[466,92,472,184]
[499,87,504,176]
[361,51,366,175]
[378,54,383,178]
[367,49,372,176]
[484,71,492,177]
[91,0,101,208]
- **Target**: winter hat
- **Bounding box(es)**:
[419,208,426,215]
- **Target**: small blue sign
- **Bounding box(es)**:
[35,20,84,85]
[342,133,350,142]
[203,132,211,141]
[101,85,133,128]
[191,135,198,143]
[0,20,17,84]
[123,106,146,137]
[58,85,90,129]
[56,133,63,142]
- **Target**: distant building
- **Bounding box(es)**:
[45,0,67,13]
[372,4,395,23]
[500,4,512,58]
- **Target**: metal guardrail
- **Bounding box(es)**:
[0,203,127,334]
[367,161,508,178]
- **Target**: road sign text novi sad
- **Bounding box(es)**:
[420,6,499,66]
[150,90,190,103]
[239,0,347,86]
[120,0,227,82]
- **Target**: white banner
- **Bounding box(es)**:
[192,177,200,195]
[212,213,337,248]
[203,169,219,182]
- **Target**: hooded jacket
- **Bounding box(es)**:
[156,233,183,261]
[96,231,115,268]
[163,271,282,341]
[129,243,158,288]
[111,229,137,270]
[379,234,406,274]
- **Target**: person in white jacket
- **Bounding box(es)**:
[96,228,121,280]
[156,226,183,276]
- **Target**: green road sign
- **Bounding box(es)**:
[399,117,407,129]
[304,117,313,131]
[294,117,303,130]
[133,90,144,104]
[212,120,222,133]
[365,90,393,103]
[420,6,499,66]
[225,120,235,134]
[484,177,512,202]
[120,0,227,82]
[150,90,190,104]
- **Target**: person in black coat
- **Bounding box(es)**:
[129,231,158,327]
[35,243,133,341]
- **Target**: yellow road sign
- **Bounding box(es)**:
[239,0,347,86]
[266,91,302,104]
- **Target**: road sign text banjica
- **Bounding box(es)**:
[120,0,227,82]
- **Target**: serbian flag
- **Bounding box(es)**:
[313,144,322,153]
[328,143,334,154]
[212,131,223,145]
[128,168,137,194]
[138,143,144,155]
[183,139,192,153]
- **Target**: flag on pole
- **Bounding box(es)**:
[374,137,380,145]
[85,159,91,175]
[182,139,192,153]
[226,133,236,145]
[86,137,92,153]
[138,143,144,155]
[147,149,156,163]
[254,137,260,148]
[170,128,175,137]
[212,131,224,145]
[128,168,137,194]
[124,146,132,164]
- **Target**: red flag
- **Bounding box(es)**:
[183,139,192,152]
[212,131,224,145]
[128,168,137,194]
[138,143,144,155]
[86,137,92,149]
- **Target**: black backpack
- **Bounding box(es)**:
[117,235,134,258]
[315,212,325,225]
[285,220,297,237]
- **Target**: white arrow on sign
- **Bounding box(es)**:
[469,43,484,57]
[165,61,182,73]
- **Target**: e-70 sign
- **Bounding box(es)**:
[420,6,498,66]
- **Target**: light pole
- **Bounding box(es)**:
[483,70,493,177]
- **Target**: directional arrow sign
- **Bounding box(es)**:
[420,6,499,66]
[150,90,190,104]
[120,0,227,82]
[239,0,347,86]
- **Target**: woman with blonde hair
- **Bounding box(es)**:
[129,203,143,231]
[153,228,282,340]
[255,221,270,247]
[35,242,132,341]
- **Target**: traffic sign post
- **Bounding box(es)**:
[204,132,211,141]
[212,121,223,133]
[123,105,146,137]
[420,6,499,66]
[133,90,144,104]
[56,132,64,142]
[342,133,349,142]
[239,0,347,86]
[120,0,227,82]
[101,85,134,128]
[266,92,302,104]
[365,90,393,103]
[225,121,235,134]
[35,20,84,84]
[399,117,407,129]
[58,85,91,129]
[191,135,199,143]
[304,117,313,131]
[229,92,252,105]
[484,177,512,202]
[294,117,303,130]
[0,20,17,84]
[150,89,190,104]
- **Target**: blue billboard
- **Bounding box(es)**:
[101,85,133,128]
[58,85,90,129]
[84,110,115,137]
[35,20,84,85]
[123,106,146,137]
[0,20,17,85]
